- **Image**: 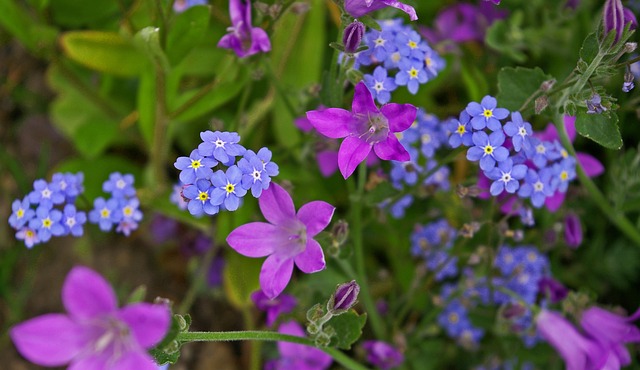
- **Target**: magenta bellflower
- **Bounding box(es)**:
[218,0,271,58]
[226,183,335,299]
[268,321,332,370]
[306,82,417,179]
[344,0,418,21]
[10,266,170,370]
[580,306,640,367]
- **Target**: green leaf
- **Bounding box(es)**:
[61,31,150,76]
[137,70,156,148]
[579,32,598,65]
[327,310,367,350]
[0,0,57,56]
[223,252,262,309]
[363,182,398,206]
[460,61,489,104]
[134,27,170,72]
[485,19,526,63]
[575,110,622,150]
[50,0,119,27]
[150,314,191,365]
[496,67,553,111]
[166,5,211,66]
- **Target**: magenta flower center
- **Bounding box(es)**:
[357,112,389,144]
[90,316,135,362]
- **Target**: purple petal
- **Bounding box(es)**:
[352,82,379,116]
[381,103,417,132]
[63,266,117,319]
[564,115,577,142]
[229,0,249,28]
[338,136,372,179]
[226,222,280,257]
[544,191,565,212]
[297,201,335,238]
[373,134,410,161]
[10,314,86,366]
[379,0,418,20]
[294,239,326,273]
[117,303,171,348]
[316,150,339,177]
[306,109,353,138]
[110,350,158,370]
[250,27,271,53]
[260,255,295,299]
[577,153,604,177]
[68,355,108,370]
[259,183,296,226]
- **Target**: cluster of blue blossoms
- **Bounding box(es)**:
[173,131,279,217]
[9,172,141,248]
[355,19,445,103]
[380,109,451,218]
[437,244,551,348]
[449,95,577,208]
[89,172,143,236]
[410,219,458,281]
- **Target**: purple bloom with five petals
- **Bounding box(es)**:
[306,82,417,179]
[466,95,509,131]
[29,179,64,207]
[198,131,246,165]
[9,197,35,229]
[395,59,428,94]
[466,131,509,171]
[89,197,123,231]
[174,149,217,184]
[503,111,533,152]
[364,66,397,104]
[62,204,86,237]
[210,165,247,211]
[344,0,418,21]
[103,172,137,199]
[10,266,170,370]
[29,204,65,243]
[238,149,278,198]
[251,290,297,327]
[486,158,527,196]
[580,306,640,367]
[226,183,334,299]
[518,168,555,208]
[16,227,39,248]
[447,111,473,148]
[218,0,271,58]
[362,340,404,370]
[183,179,219,216]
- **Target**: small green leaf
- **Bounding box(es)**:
[579,32,598,65]
[575,110,622,150]
[126,285,147,304]
[223,252,262,309]
[358,15,381,32]
[61,31,149,76]
[326,310,367,350]
[134,27,170,72]
[150,314,191,365]
[166,5,211,66]
[496,67,553,111]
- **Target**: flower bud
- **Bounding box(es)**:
[343,21,365,54]
[328,280,360,314]
[564,213,583,248]
[623,69,635,92]
[603,0,636,43]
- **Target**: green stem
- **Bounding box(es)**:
[351,163,387,339]
[151,64,169,191]
[176,331,370,370]
[553,114,640,245]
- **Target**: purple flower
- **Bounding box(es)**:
[10,266,170,370]
[364,66,397,104]
[9,197,34,229]
[16,227,39,248]
[306,82,417,179]
[238,149,278,198]
[198,131,246,165]
[51,172,84,201]
[29,179,64,207]
[466,95,509,131]
[503,111,533,152]
[518,168,555,208]
[564,212,583,248]
[585,93,607,114]
[536,309,606,370]
[343,21,365,54]
[251,290,297,326]
[103,172,136,199]
[466,131,509,171]
[89,197,123,231]
[362,340,404,370]
[580,306,640,367]
[170,184,189,210]
[486,158,527,196]
[604,0,636,43]
[344,0,417,21]
[217,0,271,58]
[174,149,217,184]
[329,280,360,313]
[395,59,428,94]
[62,204,86,237]
[210,165,247,211]
[537,277,568,303]
[183,179,219,216]
[29,204,65,243]
[448,111,473,148]
[270,321,332,370]
[117,198,143,236]
[226,183,334,298]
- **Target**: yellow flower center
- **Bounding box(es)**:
[191,159,202,169]
[100,208,110,219]
[408,40,418,49]
[448,312,459,324]
[409,68,419,78]
[225,183,235,194]
[17,209,24,218]
[561,149,568,158]
[425,57,432,67]
[482,109,493,118]
[42,218,52,228]
[26,230,35,238]
[536,144,546,154]
[123,206,133,217]
[483,145,494,155]
[457,125,466,134]
[198,191,209,201]
[560,171,569,181]
[391,52,401,63]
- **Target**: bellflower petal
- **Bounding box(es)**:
[296,201,335,237]
[317,150,340,177]
[117,303,171,348]
[339,136,373,179]
[374,134,410,161]
[294,239,326,273]
[226,222,280,257]
[306,109,354,138]
[259,183,296,225]
[344,0,417,21]
[62,266,118,319]
[260,254,295,299]
[381,103,417,132]
[10,314,86,366]
[112,351,158,370]
[352,82,380,115]
[577,153,605,177]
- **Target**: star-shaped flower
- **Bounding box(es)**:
[218,0,271,58]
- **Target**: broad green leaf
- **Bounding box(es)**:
[166,5,211,66]
[327,310,367,350]
[270,0,326,148]
[575,110,622,150]
[73,119,119,159]
[223,252,262,309]
[579,32,598,65]
[61,31,149,76]
[50,0,119,28]
[485,19,526,62]
[137,70,156,148]
[0,0,57,56]
[496,67,553,111]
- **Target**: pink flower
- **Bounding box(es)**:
[344,0,417,21]
[218,0,271,58]
[536,309,606,370]
[580,306,640,367]
[226,183,335,298]
[306,82,417,179]
[267,321,332,370]
[10,266,170,370]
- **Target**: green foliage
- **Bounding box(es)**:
[223,252,263,309]
[496,67,553,111]
[0,1,57,56]
[150,314,192,365]
[326,310,367,350]
[166,5,211,66]
[578,32,598,65]
[575,110,622,150]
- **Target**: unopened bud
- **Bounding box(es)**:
[328,280,360,314]
[540,79,556,91]
[623,70,635,92]
[460,222,481,238]
[306,303,324,323]
[343,21,365,54]
[456,184,483,198]
[535,96,549,114]
[331,219,349,246]
[624,42,638,53]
